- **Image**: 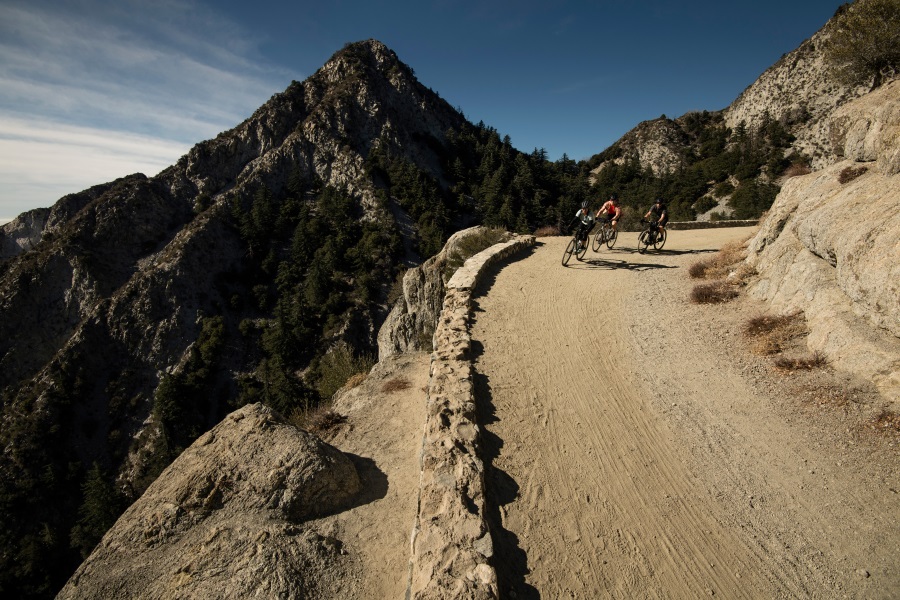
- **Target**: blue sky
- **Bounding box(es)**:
[0,0,846,222]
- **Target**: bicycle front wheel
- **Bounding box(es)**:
[591,229,603,252]
[576,238,588,260]
[637,230,650,254]
[654,228,667,251]
[562,238,576,266]
[606,227,618,249]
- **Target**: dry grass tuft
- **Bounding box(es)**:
[688,241,749,280]
[773,351,828,371]
[838,165,868,184]
[783,163,812,178]
[870,409,900,435]
[341,372,368,391]
[690,281,739,304]
[287,406,348,434]
[381,377,412,393]
[743,312,807,355]
[534,225,560,237]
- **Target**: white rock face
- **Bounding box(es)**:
[746,81,900,401]
[724,27,869,170]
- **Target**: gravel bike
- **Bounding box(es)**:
[562,227,589,265]
[591,218,618,251]
[637,219,667,253]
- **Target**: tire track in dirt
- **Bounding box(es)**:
[471,231,798,599]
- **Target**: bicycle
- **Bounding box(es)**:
[637,219,667,253]
[591,218,618,251]
[562,225,590,266]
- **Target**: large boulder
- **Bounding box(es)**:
[746,80,900,402]
[57,403,361,599]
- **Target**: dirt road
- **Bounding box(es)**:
[470,228,899,599]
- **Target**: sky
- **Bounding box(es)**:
[0,0,847,223]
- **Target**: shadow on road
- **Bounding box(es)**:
[470,261,538,598]
[469,336,539,600]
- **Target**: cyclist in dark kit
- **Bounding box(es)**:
[643,198,669,242]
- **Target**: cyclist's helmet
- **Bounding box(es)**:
[609,193,618,201]
[581,200,589,209]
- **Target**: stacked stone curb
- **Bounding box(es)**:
[666,219,758,230]
[407,234,536,600]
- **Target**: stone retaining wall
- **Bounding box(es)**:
[666,219,758,230]
[407,234,536,600]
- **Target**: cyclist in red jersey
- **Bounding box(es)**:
[595,193,623,231]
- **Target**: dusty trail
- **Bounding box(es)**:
[469,228,899,599]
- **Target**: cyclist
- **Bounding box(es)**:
[568,200,595,253]
[595,193,623,232]
[643,198,669,241]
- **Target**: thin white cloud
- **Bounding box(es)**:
[0,0,301,220]
[0,118,190,221]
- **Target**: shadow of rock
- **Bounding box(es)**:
[343,453,389,509]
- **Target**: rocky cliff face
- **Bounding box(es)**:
[746,79,900,402]
[724,20,869,170]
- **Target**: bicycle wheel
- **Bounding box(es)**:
[653,228,667,251]
[562,237,576,266]
[637,229,650,254]
[576,237,588,260]
[605,227,618,249]
[591,228,603,252]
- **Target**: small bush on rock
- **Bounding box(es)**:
[838,165,868,184]
[743,312,807,355]
[690,281,739,304]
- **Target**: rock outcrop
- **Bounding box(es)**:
[746,80,900,402]
[377,226,514,360]
[57,403,361,599]
[724,21,868,170]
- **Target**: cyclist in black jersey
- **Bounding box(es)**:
[643,198,669,242]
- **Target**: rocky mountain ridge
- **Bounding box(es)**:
[590,9,868,190]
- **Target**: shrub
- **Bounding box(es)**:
[312,347,375,400]
[838,165,868,183]
[743,312,807,355]
[688,241,747,279]
[783,163,812,178]
[824,0,900,88]
[534,225,560,237]
[690,281,739,304]
[693,196,719,214]
[712,181,735,198]
[773,352,828,371]
[381,377,412,393]
[287,405,347,434]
